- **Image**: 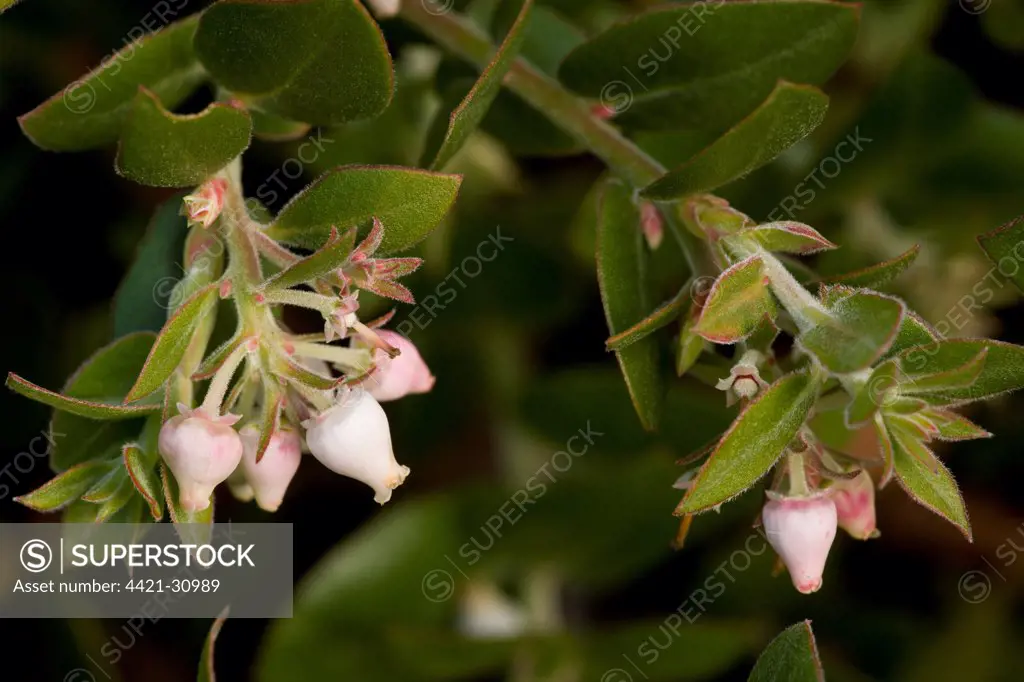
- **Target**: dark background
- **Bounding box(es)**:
[1,1,1023,680]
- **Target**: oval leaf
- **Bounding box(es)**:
[731,222,836,255]
[679,371,819,514]
[693,256,777,344]
[643,82,829,199]
[799,290,904,374]
[19,16,204,151]
[266,166,462,253]
[558,0,857,133]
[596,180,663,430]
[195,0,393,126]
[116,88,252,187]
[426,0,534,169]
[125,283,220,402]
[748,621,824,682]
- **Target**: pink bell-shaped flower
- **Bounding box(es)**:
[829,470,878,540]
[363,330,435,402]
[239,426,302,512]
[303,388,410,504]
[158,406,243,511]
[762,492,837,594]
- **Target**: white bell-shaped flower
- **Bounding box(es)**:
[363,330,435,402]
[762,492,837,594]
[829,470,878,540]
[158,407,243,511]
[239,426,302,512]
[303,388,410,504]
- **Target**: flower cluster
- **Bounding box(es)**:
[166,173,436,512]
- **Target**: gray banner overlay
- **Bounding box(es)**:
[0,523,292,618]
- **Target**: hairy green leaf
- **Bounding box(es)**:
[748,621,824,682]
[800,290,904,374]
[898,339,1024,405]
[679,372,818,513]
[14,460,110,511]
[19,16,204,151]
[266,166,462,253]
[642,82,830,199]
[195,0,393,126]
[891,427,971,540]
[827,245,921,289]
[116,89,252,187]
[596,180,662,430]
[693,256,777,344]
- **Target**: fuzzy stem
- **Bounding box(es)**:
[397,2,715,277]
[262,289,338,316]
[200,343,249,414]
[757,249,827,332]
[787,451,810,497]
[292,342,373,371]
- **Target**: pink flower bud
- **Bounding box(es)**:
[762,493,837,594]
[303,389,410,504]
[829,470,877,540]
[158,410,243,511]
[182,178,227,229]
[363,330,435,402]
[640,202,664,250]
[239,426,302,512]
[365,0,400,18]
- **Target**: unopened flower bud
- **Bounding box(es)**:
[239,426,302,512]
[762,492,837,594]
[829,470,878,540]
[361,330,435,402]
[303,388,409,504]
[640,202,664,250]
[158,408,243,511]
[365,0,400,18]
[182,178,227,229]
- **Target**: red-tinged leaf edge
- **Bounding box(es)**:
[6,372,160,419]
[13,460,109,511]
[199,606,230,682]
[124,282,220,403]
[606,286,687,350]
[824,244,921,288]
[124,442,164,520]
[255,393,284,464]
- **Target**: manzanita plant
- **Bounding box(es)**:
[5,0,1024,679]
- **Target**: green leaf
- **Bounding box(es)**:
[250,109,311,142]
[679,371,819,514]
[82,463,128,503]
[846,359,900,427]
[748,621,824,682]
[606,286,687,351]
[558,1,856,133]
[826,244,921,289]
[897,339,1024,405]
[265,166,462,253]
[928,409,992,442]
[6,373,160,420]
[116,89,252,187]
[977,215,1024,294]
[426,0,534,169]
[885,310,938,358]
[493,3,585,77]
[642,82,830,199]
[45,333,159,472]
[693,256,777,344]
[95,476,138,522]
[195,0,393,126]
[113,193,189,336]
[125,283,220,402]
[124,443,165,520]
[729,222,836,255]
[18,16,204,151]
[800,290,904,374]
[596,180,662,430]
[13,460,110,511]
[891,427,972,540]
[198,607,230,682]
[675,312,706,377]
[900,349,988,397]
[261,226,356,290]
